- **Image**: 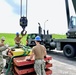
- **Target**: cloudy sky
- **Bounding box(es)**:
[0,0,75,34]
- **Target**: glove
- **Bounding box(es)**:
[11,48,15,51]
[44,56,46,58]
[26,59,31,61]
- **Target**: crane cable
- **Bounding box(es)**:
[20,0,28,36]
[20,0,22,17]
[20,0,28,17]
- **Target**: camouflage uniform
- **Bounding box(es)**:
[0,55,3,74]
[0,46,8,74]
[34,59,46,75]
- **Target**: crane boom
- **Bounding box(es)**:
[65,0,70,27]
[65,0,76,28]
[72,0,76,13]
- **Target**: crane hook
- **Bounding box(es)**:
[21,29,27,36]
[20,16,28,36]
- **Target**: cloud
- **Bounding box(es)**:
[5,0,26,15]
[0,0,22,33]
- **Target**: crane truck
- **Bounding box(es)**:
[51,0,76,58]
[26,0,76,58]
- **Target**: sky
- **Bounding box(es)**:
[0,0,75,34]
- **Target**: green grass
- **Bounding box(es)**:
[0,33,66,46]
[0,33,28,46]
[52,34,66,39]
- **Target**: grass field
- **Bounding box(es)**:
[0,33,28,46]
[52,34,66,39]
[0,33,66,46]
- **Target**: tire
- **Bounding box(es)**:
[63,44,75,58]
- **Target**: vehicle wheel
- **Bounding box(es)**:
[63,44,75,58]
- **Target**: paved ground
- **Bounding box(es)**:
[48,50,76,75]
[1,49,76,75]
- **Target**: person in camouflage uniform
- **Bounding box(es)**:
[0,37,9,74]
[27,36,47,75]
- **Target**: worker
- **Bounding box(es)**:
[14,32,25,48]
[0,36,9,74]
[27,36,47,75]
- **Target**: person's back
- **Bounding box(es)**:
[14,36,22,44]
[32,44,46,60]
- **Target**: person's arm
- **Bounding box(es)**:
[7,49,12,57]
[14,38,17,43]
[0,44,9,52]
[43,45,47,58]
[30,52,34,60]
[26,52,34,61]
[26,47,35,61]
[42,45,47,56]
[0,43,4,47]
[44,47,47,56]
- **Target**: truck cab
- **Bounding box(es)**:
[26,33,54,50]
[66,16,76,38]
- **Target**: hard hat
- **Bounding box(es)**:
[35,36,41,41]
[16,32,19,35]
[1,36,5,41]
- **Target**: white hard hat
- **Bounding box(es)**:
[1,36,5,41]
